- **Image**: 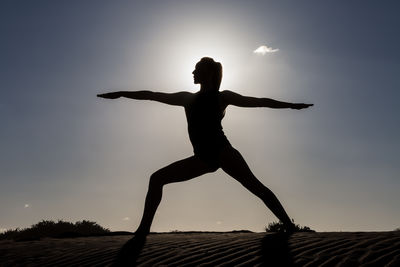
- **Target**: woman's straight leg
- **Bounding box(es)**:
[219,146,294,229]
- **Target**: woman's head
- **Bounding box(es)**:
[192,57,223,91]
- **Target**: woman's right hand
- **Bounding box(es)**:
[97,92,122,99]
[290,103,313,110]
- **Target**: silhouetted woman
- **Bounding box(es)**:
[98,57,312,238]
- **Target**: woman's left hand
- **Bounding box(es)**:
[97,92,122,99]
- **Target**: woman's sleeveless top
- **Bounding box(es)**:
[185,91,230,165]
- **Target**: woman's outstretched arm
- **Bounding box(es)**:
[221,90,313,109]
[97,91,192,106]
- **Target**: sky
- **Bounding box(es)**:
[1,0,399,233]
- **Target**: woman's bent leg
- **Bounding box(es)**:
[136,156,217,236]
[219,146,294,230]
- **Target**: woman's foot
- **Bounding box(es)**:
[283,222,296,234]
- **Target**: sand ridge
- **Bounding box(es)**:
[1,232,400,266]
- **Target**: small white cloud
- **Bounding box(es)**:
[24,204,30,208]
[123,217,130,221]
[216,221,222,225]
[0,228,7,233]
[254,45,279,55]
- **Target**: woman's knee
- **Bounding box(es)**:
[149,171,165,188]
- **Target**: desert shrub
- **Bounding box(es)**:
[265,220,315,233]
[0,228,22,240]
[0,220,110,241]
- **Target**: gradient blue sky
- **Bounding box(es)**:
[1,0,399,233]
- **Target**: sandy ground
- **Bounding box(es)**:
[1,232,400,266]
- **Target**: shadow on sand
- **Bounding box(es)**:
[261,233,294,266]
[113,235,146,266]
[113,233,294,266]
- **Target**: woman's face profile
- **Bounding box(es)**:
[192,62,210,85]
[192,63,202,84]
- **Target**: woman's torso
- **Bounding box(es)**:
[184,91,231,162]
